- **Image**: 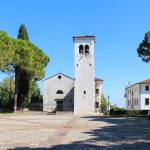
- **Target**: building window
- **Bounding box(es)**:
[84,91,86,94]
[145,98,149,105]
[132,91,134,95]
[96,89,99,94]
[79,45,84,53]
[134,99,136,105]
[137,99,138,105]
[145,86,149,91]
[85,45,89,54]
[56,90,63,94]
[128,100,130,106]
[95,102,99,108]
[58,75,62,79]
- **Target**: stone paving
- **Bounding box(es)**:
[0,113,150,149]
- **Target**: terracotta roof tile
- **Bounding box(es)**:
[138,79,150,84]
[126,79,150,89]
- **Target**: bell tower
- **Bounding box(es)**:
[73,35,95,115]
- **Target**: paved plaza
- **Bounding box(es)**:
[0,113,150,150]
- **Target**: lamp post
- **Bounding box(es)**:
[108,96,110,116]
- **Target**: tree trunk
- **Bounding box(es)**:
[14,66,19,112]
[19,70,30,112]
[14,65,31,112]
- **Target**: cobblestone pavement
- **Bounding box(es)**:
[0,113,150,150]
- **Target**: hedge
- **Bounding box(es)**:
[110,109,148,117]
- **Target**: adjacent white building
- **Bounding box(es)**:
[125,79,150,110]
[43,35,103,115]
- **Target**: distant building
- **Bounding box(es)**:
[43,35,103,115]
[124,79,150,110]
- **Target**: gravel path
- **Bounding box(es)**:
[0,113,150,150]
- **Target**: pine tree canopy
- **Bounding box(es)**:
[137,31,150,63]
[17,24,29,41]
[0,30,50,80]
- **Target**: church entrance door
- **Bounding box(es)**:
[57,100,63,111]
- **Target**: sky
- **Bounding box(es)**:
[1,0,150,107]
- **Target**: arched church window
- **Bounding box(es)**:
[85,45,89,53]
[79,45,84,53]
[56,90,63,94]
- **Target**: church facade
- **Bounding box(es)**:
[43,35,103,115]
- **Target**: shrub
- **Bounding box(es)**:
[110,110,148,117]
[126,110,140,117]
[110,109,126,116]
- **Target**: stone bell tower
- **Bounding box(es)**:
[73,35,95,115]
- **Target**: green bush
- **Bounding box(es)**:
[110,109,148,117]
[103,110,109,115]
[110,110,148,117]
[126,110,139,117]
[126,110,148,117]
[139,110,148,115]
[110,109,126,116]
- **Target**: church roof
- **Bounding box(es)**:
[43,73,103,82]
[43,72,75,81]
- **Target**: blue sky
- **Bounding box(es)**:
[1,0,150,107]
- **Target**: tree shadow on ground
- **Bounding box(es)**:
[78,116,150,142]
[70,116,150,149]
[8,142,150,150]
[8,116,150,150]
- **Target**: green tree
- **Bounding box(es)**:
[29,80,42,103]
[17,24,31,109]
[137,31,150,62]
[18,24,29,41]
[0,31,14,73]
[0,77,15,111]
[110,104,123,110]
[0,30,50,111]
[17,24,44,109]
[101,94,108,113]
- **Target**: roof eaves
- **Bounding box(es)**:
[43,72,74,82]
[73,35,95,43]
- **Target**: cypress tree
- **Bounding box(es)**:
[18,24,29,41]
[17,24,30,111]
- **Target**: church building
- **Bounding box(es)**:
[43,35,103,115]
